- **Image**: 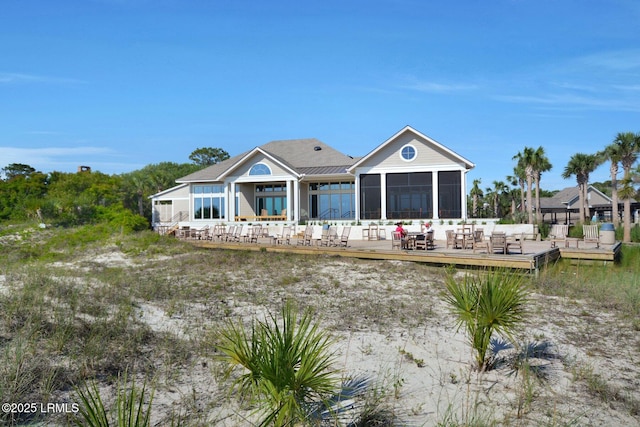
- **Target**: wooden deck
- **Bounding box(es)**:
[191,236,622,274]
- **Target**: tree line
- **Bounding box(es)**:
[468,131,640,242]
[0,147,229,229]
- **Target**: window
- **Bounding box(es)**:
[360,174,381,220]
[255,183,286,216]
[386,172,432,219]
[249,163,271,176]
[193,185,225,220]
[308,181,355,220]
[438,171,461,218]
[400,144,416,161]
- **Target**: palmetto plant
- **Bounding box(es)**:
[217,302,339,426]
[74,372,154,427]
[443,270,529,371]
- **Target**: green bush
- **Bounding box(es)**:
[443,269,530,371]
[217,302,338,426]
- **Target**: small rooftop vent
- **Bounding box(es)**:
[313,146,322,151]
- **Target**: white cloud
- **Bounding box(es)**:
[0,72,86,85]
[400,81,479,93]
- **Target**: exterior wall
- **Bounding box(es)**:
[230,153,292,179]
[362,132,462,170]
[236,183,254,216]
[299,183,310,220]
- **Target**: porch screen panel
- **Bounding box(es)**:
[438,171,461,218]
[360,174,381,220]
[386,172,432,219]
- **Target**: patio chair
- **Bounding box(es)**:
[583,224,600,248]
[336,226,351,247]
[318,227,335,246]
[472,229,491,253]
[414,233,427,250]
[297,225,313,246]
[223,225,236,241]
[364,223,378,241]
[391,231,402,250]
[245,224,262,243]
[445,230,457,249]
[507,233,524,254]
[231,225,243,242]
[275,226,292,245]
[549,224,568,248]
[490,232,507,254]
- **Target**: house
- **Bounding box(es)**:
[150,125,475,229]
[539,185,616,224]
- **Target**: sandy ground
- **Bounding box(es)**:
[7,238,639,427]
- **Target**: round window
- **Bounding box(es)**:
[400,145,416,161]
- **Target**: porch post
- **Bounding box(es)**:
[293,179,299,222]
[227,182,236,221]
[432,172,439,220]
[354,173,361,221]
[380,173,387,220]
[286,180,293,221]
[462,170,468,220]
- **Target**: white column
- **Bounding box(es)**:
[354,173,361,221]
[432,172,439,220]
[227,182,235,221]
[461,171,468,220]
[293,179,299,222]
[286,180,292,221]
[380,173,387,220]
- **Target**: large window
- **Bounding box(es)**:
[386,172,432,219]
[438,171,461,218]
[193,185,225,220]
[255,184,286,216]
[308,182,355,220]
[360,174,381,220]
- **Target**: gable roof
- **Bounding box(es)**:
[540,186,612,210]
[177,138,356,183]
[347,125,475,173]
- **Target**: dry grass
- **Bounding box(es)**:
[0,226,639,426]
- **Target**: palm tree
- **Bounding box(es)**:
[513,148,536,224]
[561,153,599,223]
[618,175,636,243]
[509,165,526,215]
[532,147,552,222]
[598,142,623,227]
[491,180,507,219]
[470,179,483,218]
[613,132,640,236]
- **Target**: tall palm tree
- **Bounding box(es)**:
[618,175,636,243]
[470,179,483,218]
[513,148,536,224]
[532,147,552,222]
[561,153,599,223]
[598,142,623,227]
[613,132,640,236]
[491,180,508,219]
[509,165,526,215]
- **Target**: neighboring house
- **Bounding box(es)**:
[150,125,475,229]
[539,185,619,224]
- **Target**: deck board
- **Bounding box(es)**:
[190,236,616,274]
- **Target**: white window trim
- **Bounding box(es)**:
[399,144,416,162]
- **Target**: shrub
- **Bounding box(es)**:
[442,269,529,371]
[217,302,338,426]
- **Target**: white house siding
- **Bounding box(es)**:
[363,132,458,170]
[231,153,292,178]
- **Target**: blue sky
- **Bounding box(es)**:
[1,0,639,191]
